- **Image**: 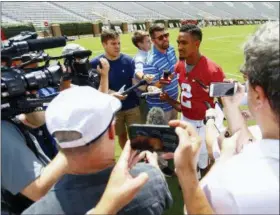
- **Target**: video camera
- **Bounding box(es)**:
[1,66,62,119]
[2,31,38,50]
[1,35,101,119]
[59,50,100,89]
[1,36,69,119]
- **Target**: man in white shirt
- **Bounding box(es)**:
[167,21,279,214]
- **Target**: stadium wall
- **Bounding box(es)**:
[1,19,270,40]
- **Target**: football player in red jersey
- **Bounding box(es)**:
[160,24,225,177]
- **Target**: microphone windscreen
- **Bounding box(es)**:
[27,37,66,51]
[146,107,166,125]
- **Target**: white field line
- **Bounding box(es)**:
[205,34,250,40]
[203,47,241,54]
[226,73,242,78]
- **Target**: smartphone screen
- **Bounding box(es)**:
[209,82,237,97]
[128,124,179,152]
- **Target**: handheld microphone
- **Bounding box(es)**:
[204,101,221,133]
[141,91,161,97]
[121,79,147,96]
[146,107,166,125]
[204,101,212,109]
[1,37,66,58]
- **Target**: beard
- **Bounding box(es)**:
[179,56,186,61]
[160,42,169,50]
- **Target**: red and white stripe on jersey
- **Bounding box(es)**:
[175,56,225,120]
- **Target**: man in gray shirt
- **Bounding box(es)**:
[23,86,173,215]
[1,111,71,213]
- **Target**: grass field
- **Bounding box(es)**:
[47,25,259,215]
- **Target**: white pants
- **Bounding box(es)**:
[181,115,208,169]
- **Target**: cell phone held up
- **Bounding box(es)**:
[128,124,179,152]
[159,70,172,85]
[209,82,238,97]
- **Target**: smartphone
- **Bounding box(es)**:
[209,82,237,97]
[128,124,179,152]
[159,70,171,84]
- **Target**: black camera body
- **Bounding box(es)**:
[1,65,63,119]
[67,57,100,89]
[1,36,67,119]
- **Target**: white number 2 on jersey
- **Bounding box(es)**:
[181,83,192,108]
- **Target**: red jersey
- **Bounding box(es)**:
[175,56,225,120]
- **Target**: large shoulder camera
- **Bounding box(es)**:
[1,34,100,119]
[1,35,67,119]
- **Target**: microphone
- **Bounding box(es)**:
[27,37,66,51]
[146,107,166,125]
[120,79,147,96]
[204,101,212,109]
[141,91,161,97]
[64,50,92,59]
[1,37,66,58]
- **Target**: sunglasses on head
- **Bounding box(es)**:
[154,33,169,41]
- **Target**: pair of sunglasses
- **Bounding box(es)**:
[154,33,169,41]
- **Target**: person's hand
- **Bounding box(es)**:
[221,81,245,107]
[217,128,253,161]
[218,130,241,160]
[161,152,174,160]
[143,74,155,84]
[169,120,202,175]
[241,109,254,121]
[144,151,160,170]
[111,91,127,101]
[154,81,163,89]
[97,58,110,77]
[160,92,170,101]
[169,73,175,80]
[89,141,149,215]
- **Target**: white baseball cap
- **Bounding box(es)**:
[46,86,121,148]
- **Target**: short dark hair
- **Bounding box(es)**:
[101,29,119,43]
[179,24,202,42]
[131,30,149,48]
[149,23,165,38]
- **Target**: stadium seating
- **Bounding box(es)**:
[253,2,279,20]
[101,2,166,20]
[51,2,134,22]
[50,2,103,21]
[188,2,235,19]
[137,2,190,19]
[1,15,20,24]
[164,2,208,19]
[1,1,279,29]
[1,2,87,28]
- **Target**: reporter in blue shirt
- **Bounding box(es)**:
[90,29,141,149]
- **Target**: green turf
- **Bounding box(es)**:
[46,25,258,215]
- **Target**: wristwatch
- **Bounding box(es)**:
[203,116,215,125]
